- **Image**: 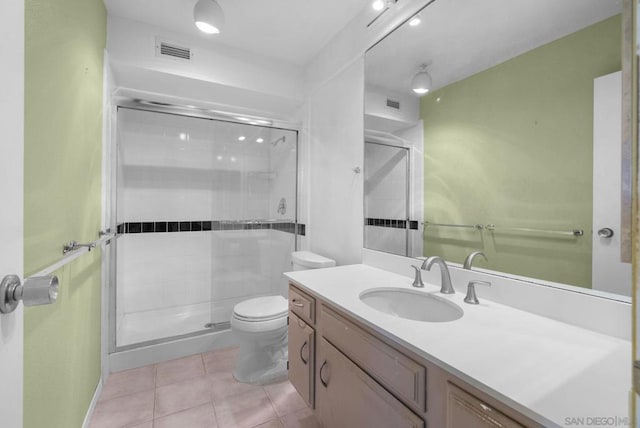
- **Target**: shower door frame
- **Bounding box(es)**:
[107,101,300,354]
[364,140,412,257]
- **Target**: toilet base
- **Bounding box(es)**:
[233,351,288,385]
[232,329,288,385]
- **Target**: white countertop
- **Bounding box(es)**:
[285,264,631,428]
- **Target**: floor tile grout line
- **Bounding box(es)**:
[264,385,276,413]
[263,385,285,420]
[97,387,157,404]
[204,352,222,428]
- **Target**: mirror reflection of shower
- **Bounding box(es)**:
[113,107,299,350]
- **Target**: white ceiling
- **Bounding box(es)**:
[366,0,622,95]
[103,0,370,66]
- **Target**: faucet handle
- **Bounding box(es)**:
[464,280,491,304]
[410,265,424,288]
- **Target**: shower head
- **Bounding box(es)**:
[271,136,286,147]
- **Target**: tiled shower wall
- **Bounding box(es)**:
[115,108,298,346]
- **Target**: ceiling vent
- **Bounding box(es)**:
[156,39,192,61]
[386,98,401,110]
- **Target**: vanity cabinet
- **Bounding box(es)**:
[315,337,424,428]
[288,285,317,408]
[289,285,315,324]
[320,305,426,412]
[288,282,542,428]
[447,383,524,428]
[288,312,315,407]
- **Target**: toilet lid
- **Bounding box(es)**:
[233,296,288,321]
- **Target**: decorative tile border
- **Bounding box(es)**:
[365,218,419,230]
[117,221,305,236]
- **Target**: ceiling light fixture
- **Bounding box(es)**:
[194,0,225,34]
[409,14,421,26]
[256,138,264,143]
[372,0,385,11]
[238,136,246,141]
[411,64,432,95]
[368,0,398,28]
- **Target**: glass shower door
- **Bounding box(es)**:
[206,120,298,329]
[364,141,410,256]
[113,107,298,350]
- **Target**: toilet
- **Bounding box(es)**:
[231,250,336,384]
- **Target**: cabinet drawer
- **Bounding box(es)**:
[447,383,525,428]
[289,285,315,324]
[316,337,424,428]
[288,312,315,408]
[320,305,426,412]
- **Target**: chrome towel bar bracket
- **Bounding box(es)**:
[62,240,96,255]
[0,274,59,314]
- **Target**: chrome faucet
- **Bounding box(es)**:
[421,256,454,294]
[463,251,487,270]
[410,265,425,288]
[464,280,491,304]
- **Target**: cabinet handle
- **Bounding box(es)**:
[300,341,309,365]
[319,361,330,387]
[291,299,304,308]
[479,403,493,413]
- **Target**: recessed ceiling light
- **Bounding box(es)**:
[179,132,188,141]
[217,155,223,161]
[372,0,385,11]
[238,136,246,141]
[409,14,421,26]
[256,138,264,143]
[230,156,237,162]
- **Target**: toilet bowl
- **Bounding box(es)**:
[231,251,336,384]
[231,295,289,384]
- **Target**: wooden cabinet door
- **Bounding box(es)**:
[315,337,424,428]
[447,383,525,428]
[288,312,315,407]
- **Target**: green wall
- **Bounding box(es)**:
[24,0,106,426]
[421,16,621,288]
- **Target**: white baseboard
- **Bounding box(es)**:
[82,378,103,428]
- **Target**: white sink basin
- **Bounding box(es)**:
[359,288,464,322]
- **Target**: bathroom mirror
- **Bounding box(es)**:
[364,0,631,299]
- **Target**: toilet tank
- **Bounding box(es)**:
[291,251,336,271]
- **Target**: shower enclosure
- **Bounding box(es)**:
[364,141,411,256]
[111,107,298,351]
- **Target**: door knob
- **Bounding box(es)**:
[0,274,59,314]
[597,228,614,238]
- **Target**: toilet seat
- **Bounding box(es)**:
[231,296,288,333]
[233,296,288,321]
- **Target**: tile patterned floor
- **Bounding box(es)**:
[89,347,321,428]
